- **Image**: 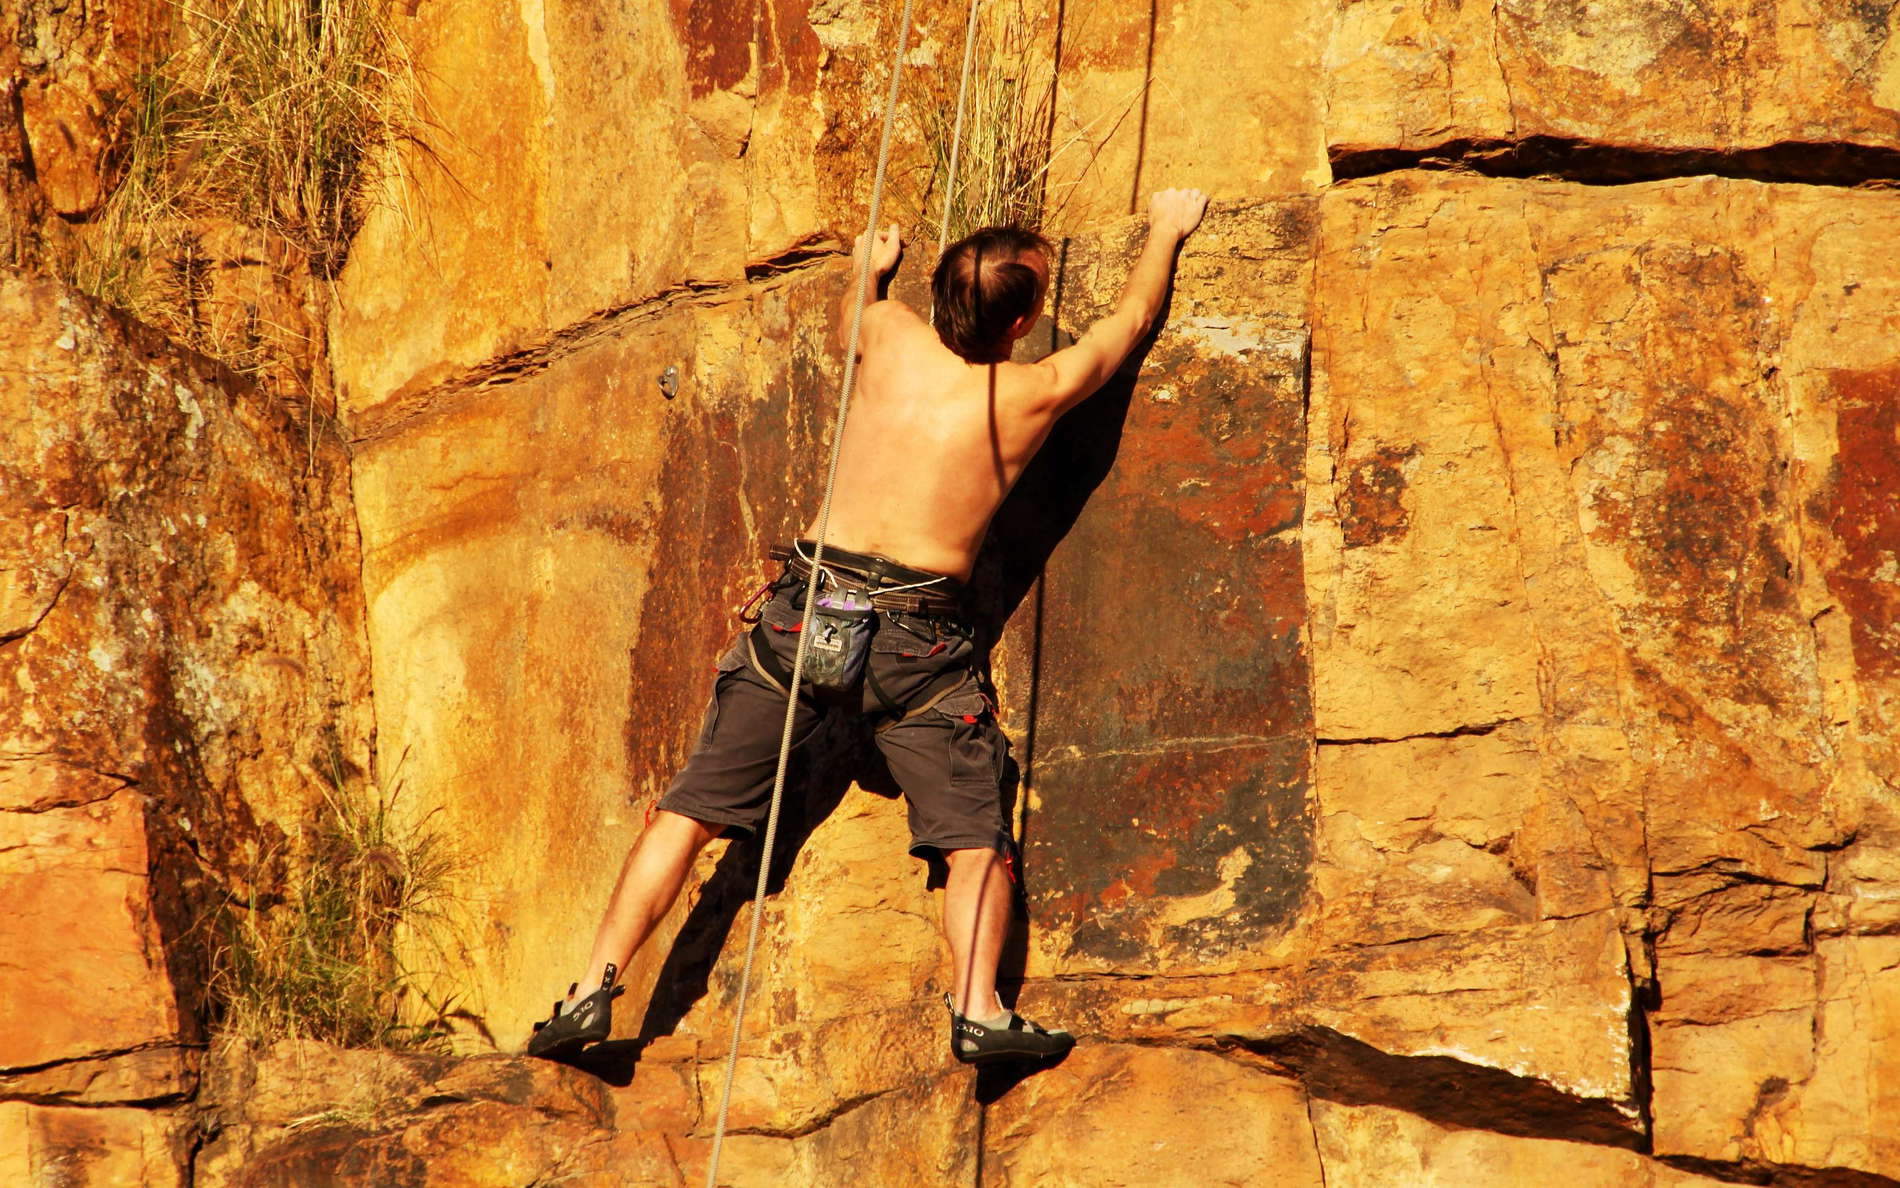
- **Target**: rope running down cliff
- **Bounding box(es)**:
[702,1,985,1182]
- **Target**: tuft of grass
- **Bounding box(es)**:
[902,3,1147,250]
[908,1,1059,247]
[73,0,424,386]
[211,758,465,1051]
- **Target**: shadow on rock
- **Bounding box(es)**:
[555,1038,644,1087]
[973,1046,1075,1105]
[633,712,867,1045]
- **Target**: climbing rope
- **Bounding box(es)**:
[703,1,950,1183]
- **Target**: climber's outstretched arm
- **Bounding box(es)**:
[1033,188,1207,414]
[836,222,903,349]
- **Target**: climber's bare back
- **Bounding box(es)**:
[805,189,1208,581]
[809,303,1061,581]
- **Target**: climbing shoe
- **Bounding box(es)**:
[946,994,1075,1066]
[527,965,623,1062]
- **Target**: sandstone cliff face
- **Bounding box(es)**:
[0,272,372,1183]
[2,0,170,245]
[327,1,1900,1184]
[6,0,1900,1184]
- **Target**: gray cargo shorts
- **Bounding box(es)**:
[656,567,1013,864]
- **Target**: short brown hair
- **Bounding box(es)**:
[931,226,1051,361]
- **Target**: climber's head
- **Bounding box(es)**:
[931,226,1052,363]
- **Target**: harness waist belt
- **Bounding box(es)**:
[770,540,966,616]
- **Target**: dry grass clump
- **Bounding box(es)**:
[75,0,423,386]
[903,3,1150,253]
[907,2,1059,247]
[212,761,465,1050]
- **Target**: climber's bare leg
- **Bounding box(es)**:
[576,810,720,995]
[943,846,1013,1020]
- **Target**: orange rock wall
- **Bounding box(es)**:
[315,1,1900,1182]
[0,273,373,1183]
[5,0,1900,1184]
[327,1,1900,1183]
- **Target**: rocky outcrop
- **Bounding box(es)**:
[1325,0,1900,179]
[1306,172,1900,1180]
[0,271,372,1182]
[190,1039,684,1186]
[168,1036,1784,1187]
[1,0,171,247]
[1,0,342,402]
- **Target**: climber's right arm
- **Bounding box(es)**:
[836,222,903,351]
[1031,188,1208,415]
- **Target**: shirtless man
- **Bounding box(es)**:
[529,187,1209,1066]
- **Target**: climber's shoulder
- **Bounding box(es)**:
[857,297,930,344]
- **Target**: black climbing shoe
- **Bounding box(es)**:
[946,994,1075,1066]
[527,965,623,1062]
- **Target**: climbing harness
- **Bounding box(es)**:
[702,0,984,1182]
[782,540,957,614]
[771,543,947,694]
[793,539,949,600]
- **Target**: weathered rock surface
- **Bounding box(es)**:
[8,0,1900,1183]
[1043,0,1334,226]
[346,265,843,1034]
[0,271,372,1175]
[0,1100,186,1188]
[1,0,171,231]
[329,0,902,419]
[192,1039,681,1187]
[334,176,1900,1184]
[323,2,1900,1183]
[1304,172,1900,1181]
[17,71,112,216]
[181,1036,1779,1188]
[997,201,1316,973]
[0,769,186,1095]
[1326,0,1900,176]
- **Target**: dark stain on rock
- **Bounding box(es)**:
[622,404,763,802]
[1267,199,1320,252]
[1038,738,1312,960]
[1339,444,1417,548]
[564,507,648,549]
[990,308,1315,965]
[1825,365,1900,678]
[1829,0,1896,63]
[671,0,752,99]
[1564,242,1807,716]
[761,0,821,96]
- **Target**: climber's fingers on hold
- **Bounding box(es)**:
[1149,188,1209,238]
[852,223,903,273]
